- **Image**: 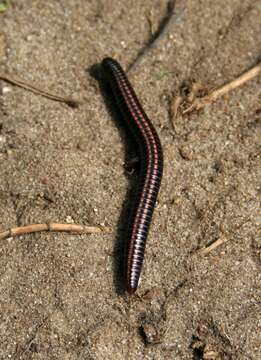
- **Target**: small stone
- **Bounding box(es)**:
[2,86,12,94]
[66,215,74,223]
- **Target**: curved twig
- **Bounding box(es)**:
[183,62,261,114]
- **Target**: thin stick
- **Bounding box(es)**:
[0,73,79,108]
[199,237,228,256]
[183,62,261,114]
[170,94,182,126]
[0,223,111,241]
[127,1,184,73]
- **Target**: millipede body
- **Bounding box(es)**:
[101,58,163,294]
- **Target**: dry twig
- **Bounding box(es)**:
[0,73,79,107]
[128,1,184,73]
[199,237,228,256]
[0,223,111,241]
[170,95,182,131]
[183,62,261,114]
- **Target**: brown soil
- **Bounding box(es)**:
[0,1,260,359]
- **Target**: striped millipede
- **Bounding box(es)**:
[101,58,163,294]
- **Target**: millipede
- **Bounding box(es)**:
[101,58,163,294]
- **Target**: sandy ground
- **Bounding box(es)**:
[0,1,260,359]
